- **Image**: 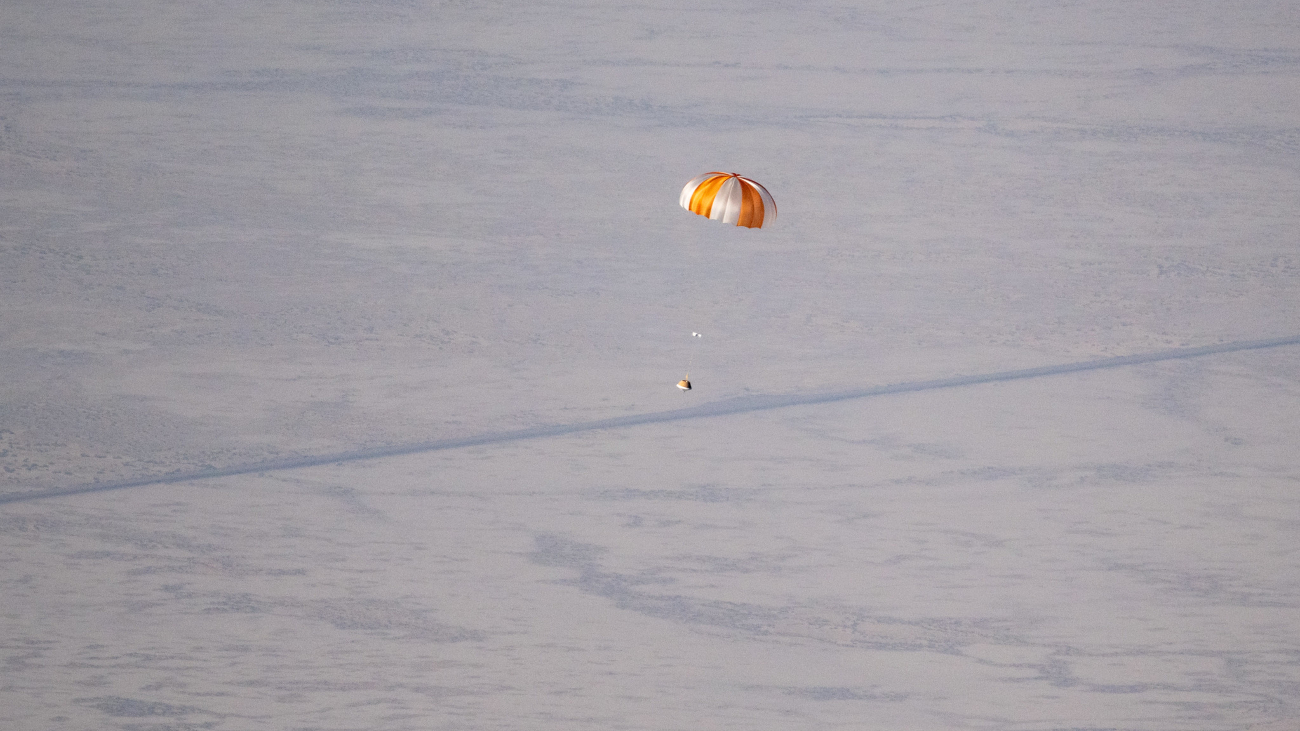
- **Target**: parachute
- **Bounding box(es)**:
[672,171,775,389]
[679,172,776,229]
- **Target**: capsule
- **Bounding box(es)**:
[677,378,691,391]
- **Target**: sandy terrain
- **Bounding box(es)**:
[3,1,1299,729]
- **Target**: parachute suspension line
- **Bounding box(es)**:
[678,332,702,392]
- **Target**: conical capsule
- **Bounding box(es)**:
[677,378,691,391]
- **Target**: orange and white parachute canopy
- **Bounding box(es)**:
[679,172,776,229]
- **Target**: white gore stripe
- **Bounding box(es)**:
[679,174,712,209]
[742,178,776,221]
[710,177,741,223]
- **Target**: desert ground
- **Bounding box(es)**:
[3,2,1299,729]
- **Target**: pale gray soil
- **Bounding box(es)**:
[3,2,1299,729]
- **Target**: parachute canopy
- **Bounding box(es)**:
[679,172,776,229]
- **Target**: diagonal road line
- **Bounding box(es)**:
[4,334,1299,505]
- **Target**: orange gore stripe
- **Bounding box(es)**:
[689,175,731,217]
[737,180,762,228]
